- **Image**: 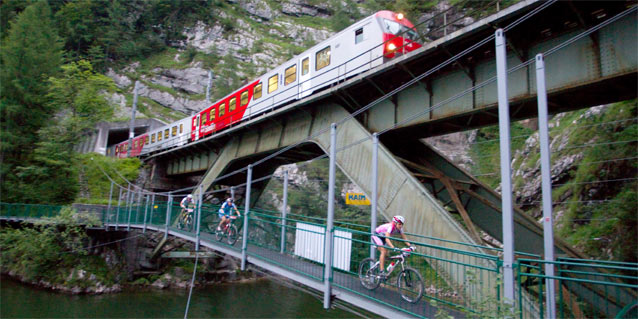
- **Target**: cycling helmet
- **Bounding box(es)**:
[187,194,193,199]
[393,215,405,224]
[227,198,233,203]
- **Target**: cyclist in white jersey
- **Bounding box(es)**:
[371,215,413,277]
[180,194,193,210]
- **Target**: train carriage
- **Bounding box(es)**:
[190,10,420,142]
[141,117,192,155]
[113,133,148,158]
[115,10,420,158]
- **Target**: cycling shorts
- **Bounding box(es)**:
[218,209,231,218]
[371,234,390,247]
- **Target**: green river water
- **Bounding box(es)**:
[1,277,362,318]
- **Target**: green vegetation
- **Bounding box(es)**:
[4,58,117,204]
[76,154,142,205]
[256,158,377,227]
[553,100,637,262]
[0,2,138,204]
[469,122,535,188]
[470,100,636,263]
[0,207,117,285]
[1,1,64,203]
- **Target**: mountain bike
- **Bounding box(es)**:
[177,206,194,231]
[215,215,238,245]
[358,247,424,303]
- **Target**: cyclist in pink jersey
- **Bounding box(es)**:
[371,215,413,277]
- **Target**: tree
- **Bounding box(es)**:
[13,60,116,204]
[54,0,103,60]
[46,60,116,138]
[0,1,63,202]
[15,125,80,204]
[0,0,33,40]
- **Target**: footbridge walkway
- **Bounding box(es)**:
[1,203,636,318]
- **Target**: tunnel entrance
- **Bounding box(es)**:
[106,126,149,148]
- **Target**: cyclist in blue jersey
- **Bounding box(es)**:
[216,198,241,231]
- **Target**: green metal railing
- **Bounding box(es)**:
[2,202,636,318]
[517,258,638,319]
[0,202,64,219]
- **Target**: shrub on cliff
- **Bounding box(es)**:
[0,207,112,285]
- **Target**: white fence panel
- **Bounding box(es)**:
[333,229,352,271]
[294,222,325,263]
[294,222,352,272]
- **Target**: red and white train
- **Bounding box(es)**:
[112,11,421,158]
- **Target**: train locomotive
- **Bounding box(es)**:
[112,11,421,158]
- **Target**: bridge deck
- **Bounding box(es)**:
[124,224,465,318]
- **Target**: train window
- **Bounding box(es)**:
[355,28,363,44]
[302,58,309,76]
[145,136,149,145]
[316,46,330,71]
[210,108,216,121]
[219,103,226,117]
[151,134,156,143]
[133,140,137,148]
[201,114,206,126]
[172,126,177,136]
[158,132,162,141]
[229,97,236,112]
[383,19,418,41]
[285,65,297,85]
[115,146,118,155]
[268,74,278,93]
[164,129,169,139]
[254,83,262,99]
[240,91,249,106]
[179,124,183,133]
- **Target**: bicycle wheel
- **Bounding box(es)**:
[358,257,381,290]
[177,215,184,229]
[185,215,193,232]
[215,226,223,241]
[397,267,424,303]
[227,224,238,245]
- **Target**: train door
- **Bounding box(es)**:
[194,114,201,141]
[298,54,312,99]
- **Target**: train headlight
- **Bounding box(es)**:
[387,43,397,51]
[396,13,404,20]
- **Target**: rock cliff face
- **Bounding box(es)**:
[105,0,476,123]
[105,0,340,122]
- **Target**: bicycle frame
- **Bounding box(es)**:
[358,249,424,303]
[381,252,409,277]
[221,216,237,231]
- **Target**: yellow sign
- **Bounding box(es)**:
[345,193,370,205]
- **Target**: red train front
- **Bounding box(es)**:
[376,11,422,59]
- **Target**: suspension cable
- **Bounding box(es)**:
[183,251,199,319]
